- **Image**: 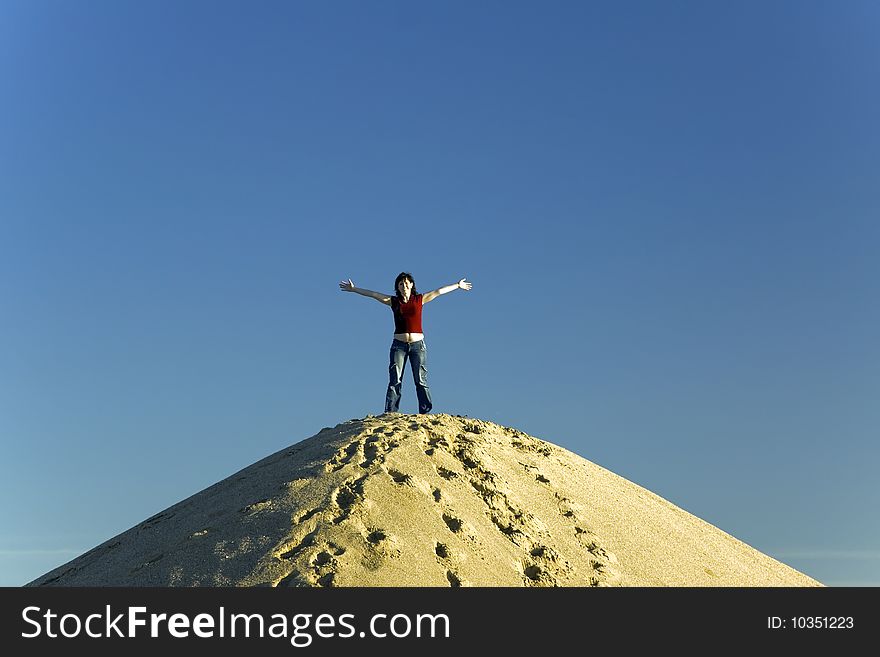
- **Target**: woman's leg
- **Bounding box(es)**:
[384,341,407,412]
[409,340,433,414]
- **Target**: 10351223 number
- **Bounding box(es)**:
[790,616,854,629]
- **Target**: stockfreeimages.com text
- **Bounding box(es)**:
[22,605,450,646]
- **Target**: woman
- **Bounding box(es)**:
[339,272,473,414]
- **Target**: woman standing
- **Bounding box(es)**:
[339,272,472,414]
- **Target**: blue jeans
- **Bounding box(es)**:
[385,339,433,414]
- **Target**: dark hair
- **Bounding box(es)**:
[393,272,417,299]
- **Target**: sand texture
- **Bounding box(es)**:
[27,414,821,587]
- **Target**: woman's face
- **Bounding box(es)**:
[397,278,413,296]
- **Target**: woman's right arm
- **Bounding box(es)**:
[339,279,392,305]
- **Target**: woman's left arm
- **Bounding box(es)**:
[423,278,473,303]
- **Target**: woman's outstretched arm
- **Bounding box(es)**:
[339,278,393,305]
[422,278,473,304]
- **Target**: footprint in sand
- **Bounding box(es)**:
[435,465,459,481]
[330,475,367,524]
[241,499,272,515]
[434,541,466,587]
[275,541,346,587]
[442,513,463,534]
[361,527,400,567]
[326,440,361,473]
[387,468,413,485]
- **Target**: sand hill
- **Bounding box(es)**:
[27,414,821,587]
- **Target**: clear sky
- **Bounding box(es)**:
[2,0,878,587]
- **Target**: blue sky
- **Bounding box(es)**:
[1,0,878,587]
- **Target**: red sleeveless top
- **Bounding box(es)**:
[390,294,423,333]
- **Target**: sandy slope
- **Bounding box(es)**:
[27,414,821,587]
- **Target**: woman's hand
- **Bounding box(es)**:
[339,279,356,292]
[458,278,473,291]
